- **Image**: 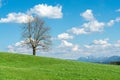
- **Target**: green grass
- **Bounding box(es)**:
[0,52,120,80]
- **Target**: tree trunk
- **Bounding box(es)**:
[33,47,36,56]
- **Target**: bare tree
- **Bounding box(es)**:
[22,16,51,55]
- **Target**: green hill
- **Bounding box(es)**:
[0,52,120,80]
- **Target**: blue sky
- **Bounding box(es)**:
[0,0,120,59]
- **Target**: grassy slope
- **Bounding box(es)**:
[0,52,120,80]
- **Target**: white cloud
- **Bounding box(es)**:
[7,44,32,54]
[0,4,63,23]
[93,39,111,47]
[93,39,108,45]
[69,9,105,35]
[42,39,120,59]
[85,39,111,48]
[7,40,33,53]
[69,20,105,35]
[68,27,87,35]
[69,9,120,35]
[81,9,105,33]
[15,40,30,46]
[58,33,73,40]
[0,12,33,23]
[80,9,95,21]
[107,17,120,26]
[8,39,120,59]
[72,45,79,51]
[29,4,63,19]
[82,20,105,32]
[7,45,15,52]
[114,40,120,47]
[59,40,80,52]
[83,39,120,57]
[7,40,30,53]
[116,9,120,12]
[59,40,73,47]
[107,20,115,26]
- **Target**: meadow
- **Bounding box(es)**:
[0,52,120,80]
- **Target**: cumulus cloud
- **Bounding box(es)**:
[68,21,105,35]
[107,17,120,26]
[29,4,63,19]
[7,40,32,54]
[80,9,95,21]
[114,40,120,47]
[56,32,80,52]
[7,44,32,54]
[107,20,115,26]
[93,39,111,47]
[8,39,120,59]
[82,20,105,32]
[7,40,80,59]
[69,9,105,35]
[0,12,33,23]
[80,9,105,33]
[0,4,63,23]
[84,39,120,57]
[58,33,73,40]
[59,40,80,52]
[59,40,73,47]
[69,9,120,35]
[72,45,79,51]
[71,9,120,35]
[85,39,111,48]
[93,39,109,45]
[68,27,87,35]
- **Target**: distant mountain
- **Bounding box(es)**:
[77,56,120,64]
[104,56,120,63]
